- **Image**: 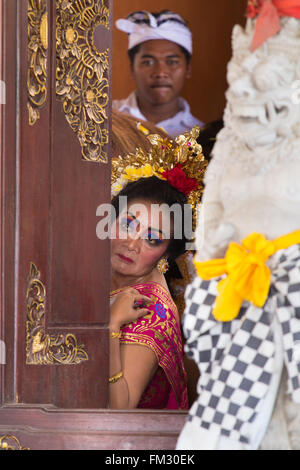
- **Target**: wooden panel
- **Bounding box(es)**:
[1,0,111,409]
[17,0,54,406]
[50,0,112,327]
[1,0,19,405]
[0,406,188,450]
[112,0,247,124]
[0,0,4,408]
[0,0,196,451]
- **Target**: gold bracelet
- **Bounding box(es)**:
[109,371,123,384]
[110,331,121,339]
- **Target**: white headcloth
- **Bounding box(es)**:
[116,10,193,55]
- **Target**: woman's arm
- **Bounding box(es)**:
[109,337,157,409]
[109,288,158,409]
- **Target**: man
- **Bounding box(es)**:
[113,10,204,138]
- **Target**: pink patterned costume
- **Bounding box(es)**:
[110,282,188,409]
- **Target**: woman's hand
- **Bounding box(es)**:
[110,288,152,331]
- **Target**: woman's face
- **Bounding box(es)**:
[111,199,172,279]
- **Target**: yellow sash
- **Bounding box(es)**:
[194,230,300,322]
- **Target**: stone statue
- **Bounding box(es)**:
[197,15,300,261]
[177,2,300,450]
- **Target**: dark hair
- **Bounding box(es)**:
[196,119,224,162]
[111,176,189,264]
[128,43,191,67]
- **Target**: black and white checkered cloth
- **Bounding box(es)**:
[182,244,300,444]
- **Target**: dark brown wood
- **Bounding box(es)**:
[1,0,111,409]
[0,406,188,450]
[16,0,54,406]
[0,0,192,452]
[1,0,18,406]
[0,0,3,408]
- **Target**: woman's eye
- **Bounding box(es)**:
[145,233,163,246]
[120,217,136,232]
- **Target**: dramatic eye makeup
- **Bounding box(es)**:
[142,229,165,247]
[119,214,139,233]
[119,211,167,247]
[144,230,164,246]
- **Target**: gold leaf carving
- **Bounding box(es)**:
[26,263,89,365]
[27,0,48,126]
[56,0,110,163]
[0,435,30,450]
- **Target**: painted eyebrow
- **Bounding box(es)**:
[126,211,138,220]
[147,228,165,237]
[127,212,166,238]
[124,212,139,225]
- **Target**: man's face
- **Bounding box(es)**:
[131,39,191,107]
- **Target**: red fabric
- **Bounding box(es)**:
[247,0,300,51]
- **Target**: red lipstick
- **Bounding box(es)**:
[118,254,134,264]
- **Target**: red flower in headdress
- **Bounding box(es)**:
[162,164,199,196]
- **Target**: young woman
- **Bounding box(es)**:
[109,177,188,410]
[108,126,206,410]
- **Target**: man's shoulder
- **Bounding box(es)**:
[112,92,147,122]
[179,97,204,127]
[158,99,204,137]
[112,91,137,111]
[112,97,130,111]
[186,114,204,128]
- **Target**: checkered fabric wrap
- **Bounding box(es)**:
[183,244,300,444]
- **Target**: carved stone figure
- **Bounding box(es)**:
[196,16,300,261]
[177,4,300,451]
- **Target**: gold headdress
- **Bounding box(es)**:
[111,126,208,230]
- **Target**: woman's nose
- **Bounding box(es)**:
[127,234,141,252]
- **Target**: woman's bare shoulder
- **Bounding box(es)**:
[144,269,170,293]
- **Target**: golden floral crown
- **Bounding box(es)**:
[111,126,208,230]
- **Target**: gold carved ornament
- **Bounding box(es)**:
[56,0,110,163]
[26,263,89,365]
[27,0,48,126]
[111,126,207,232]
[0,435,30,450]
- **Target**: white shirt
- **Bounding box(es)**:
[112,91,204,138]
